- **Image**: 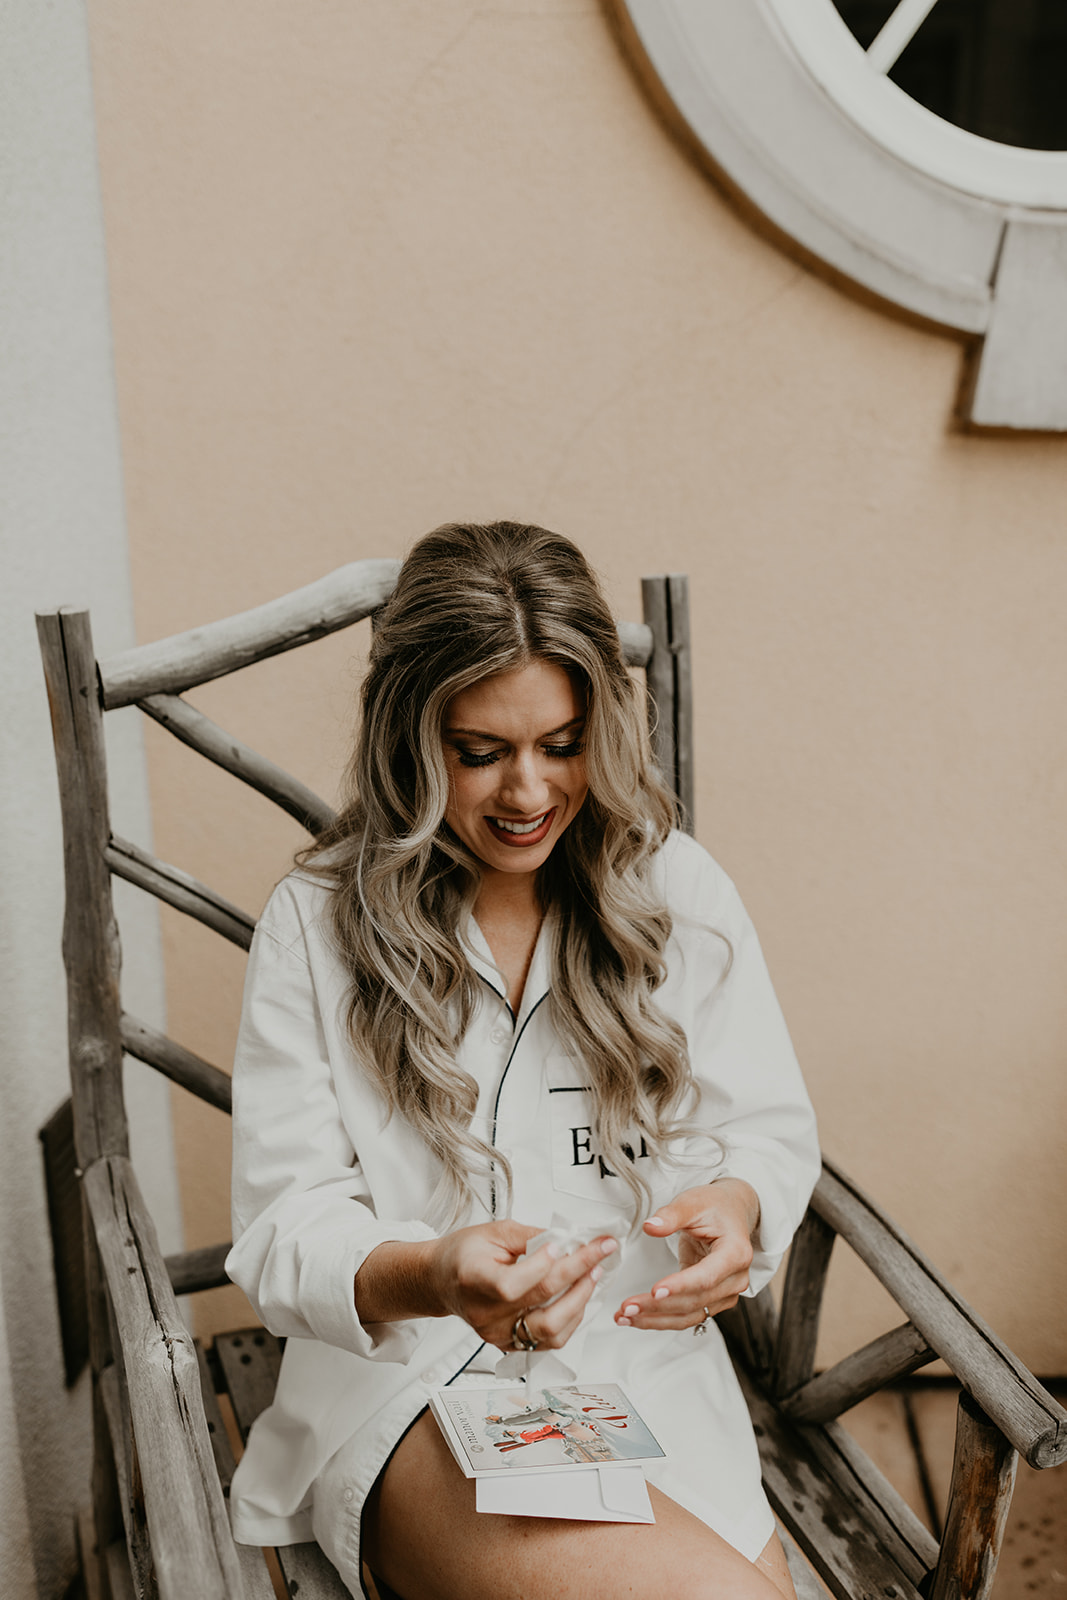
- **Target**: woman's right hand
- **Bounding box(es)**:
[355,1222,617,1352]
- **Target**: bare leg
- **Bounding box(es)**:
[754,1534,798,1600]
[363,1409,786,1600]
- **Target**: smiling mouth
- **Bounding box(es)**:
[486,809,556,845]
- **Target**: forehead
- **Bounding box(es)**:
[444,660,584,733]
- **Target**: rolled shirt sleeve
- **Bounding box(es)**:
[226,897,436,1362]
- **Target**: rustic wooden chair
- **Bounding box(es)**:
[38,565,1066,1600]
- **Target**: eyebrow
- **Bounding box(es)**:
[443,714,585,741]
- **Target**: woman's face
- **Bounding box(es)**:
[441,659,589,879]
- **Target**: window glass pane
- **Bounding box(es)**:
[830,1,901,51]
[831,0,1067,150]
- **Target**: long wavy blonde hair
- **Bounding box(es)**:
[304,521,705,1225]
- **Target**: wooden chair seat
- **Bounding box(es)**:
[37,562,1066,1600]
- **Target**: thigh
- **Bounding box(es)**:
[363,1409,785,1600]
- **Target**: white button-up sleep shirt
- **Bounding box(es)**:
[226,830,820,1569]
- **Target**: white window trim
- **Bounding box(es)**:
[615,0,1067,430]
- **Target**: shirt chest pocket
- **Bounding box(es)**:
[546,1054,657,1211]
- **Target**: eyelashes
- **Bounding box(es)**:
[457,740,585,769]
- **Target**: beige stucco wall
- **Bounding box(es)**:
[87,0,1067,1372]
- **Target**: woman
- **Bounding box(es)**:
[226,521,820,1600]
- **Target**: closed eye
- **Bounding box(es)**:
[543,740,584,760]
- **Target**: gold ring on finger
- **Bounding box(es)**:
[693,1306,711,1337]
[511,1312,539,1352]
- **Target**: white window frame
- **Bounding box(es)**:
[615,0,1067,430]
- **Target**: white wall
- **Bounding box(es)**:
[0,1,182,1592]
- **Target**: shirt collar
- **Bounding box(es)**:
[460,914,556,1026]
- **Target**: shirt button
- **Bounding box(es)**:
[490,1028,508,1046]
[422,1368,438,1385]
[343,1488,354,1503]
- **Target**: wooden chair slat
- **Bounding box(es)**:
[717,1288,779,1381]
[141,692,337,835]
[106,835,256,950]
[781,1322,936,1427]
[667,572,695,830]
[99,558,404,710]
[166,1242,232,1296]
[735,1363,934,1600]
[773,1208,837,1398]
[275,1540,354,1600]
[99,1363,154,1600]
[814,1160,1067,1467]
[104,1540,139,1600]
[215,1329,285,1443]
[928,1392,1018,1600]
[121,1013,232,1113]
[36,609,128,1167]
[617,617,654,667]
[83,1156,243,1600]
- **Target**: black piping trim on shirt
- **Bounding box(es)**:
[547,1085,593,1093]
[444,1342,488,1386]
[488,990,550,1216]
[476,968,515,1027]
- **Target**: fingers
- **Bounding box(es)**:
[613,1241,753,1331]
[513,1260,604,1350]
[504,1234,617,1309]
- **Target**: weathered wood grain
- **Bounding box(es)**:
[140,693,337,835]
[667,573,695,831]
[165,1242,232,1296]
[121,1014,232,1113]
[928,1393,1018,1600]
[214,1329,284,1444]
[735,1361,935,1600]
[104,1539,139,1600]
[83,1156,246,1600]
[641,575,694,828]
[99,559,403,709]
[106,836,255,951]
[36,610,128,1168]
[773,1208,837,1399]
[814,1160,1067,1469]
[100,1362,157,1600]
[617,618,654,667]
[641,577,676,804]
[717,1287,779,1380]
[781,1323,936,1427]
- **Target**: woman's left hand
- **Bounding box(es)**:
[612,1178,761,1331]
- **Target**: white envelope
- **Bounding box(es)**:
[475,1465,655,1523]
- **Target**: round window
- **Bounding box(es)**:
[832,0,1067,152]
[613,0,1067,429]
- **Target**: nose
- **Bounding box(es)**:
[497,749,551,814]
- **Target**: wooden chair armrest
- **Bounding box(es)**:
[82,1155,245,1599]
[814,1158,1067,1468]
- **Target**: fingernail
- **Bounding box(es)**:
[653,1287,669,1300]
[600,1238,618,1255]
[646,1216,665,1228]
[591,1265,603,1282]
[623,1303,640,1317]
[617,1316,632,1327]
[545,1242,562,1259]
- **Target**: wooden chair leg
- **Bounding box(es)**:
[927,1391,1017,1600]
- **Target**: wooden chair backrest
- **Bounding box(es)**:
[36,562,694,1599]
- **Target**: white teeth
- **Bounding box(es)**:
[492,813,549,835]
